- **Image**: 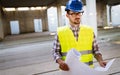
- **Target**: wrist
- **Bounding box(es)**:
[95,54,103,62]
[57,58,64,64]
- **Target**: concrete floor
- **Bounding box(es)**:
[0,28,120,75]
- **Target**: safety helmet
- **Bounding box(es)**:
[65,0,84,13]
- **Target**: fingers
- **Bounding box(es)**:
[57,59,69,71]
[99,61,107,67]
[59,63,69,71]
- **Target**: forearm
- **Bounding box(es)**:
[52,48,62,62]
[52,34,62,62]
[94,53,107,67]
[94,53,103,62]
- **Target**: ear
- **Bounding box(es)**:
[66,13,69,18]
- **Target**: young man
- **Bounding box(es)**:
[52,0,106,71]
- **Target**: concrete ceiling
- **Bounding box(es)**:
[0,0,120,7]
[0,0,57,7]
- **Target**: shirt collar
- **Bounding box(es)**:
[70,25,80,31]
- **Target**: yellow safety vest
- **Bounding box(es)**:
[57,25,94,67]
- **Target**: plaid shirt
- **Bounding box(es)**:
[52,26,101,61]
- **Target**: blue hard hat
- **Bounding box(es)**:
[65,0,84,12]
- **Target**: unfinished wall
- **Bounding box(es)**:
[96,0,107,27]
[3,9,48,35]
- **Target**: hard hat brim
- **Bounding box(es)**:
[70,9,84,13]
[65,8,84,13]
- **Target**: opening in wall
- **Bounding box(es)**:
[10,20,20,35]
[34,19,42,32]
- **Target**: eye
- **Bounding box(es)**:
[68,13,74,15]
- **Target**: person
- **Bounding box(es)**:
[52,0,107,71]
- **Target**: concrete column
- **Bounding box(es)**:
[43,9,48,31]
[0,6,4,41]
[96,1,107,27]
[57,5,63,27]
[86,0,97,36]
[109,6,112,26]
[107,5,112,26]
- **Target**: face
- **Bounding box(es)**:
[66,11,83,26]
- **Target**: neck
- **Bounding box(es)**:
[70,24,80,28]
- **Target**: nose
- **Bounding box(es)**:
[76,14,81,18]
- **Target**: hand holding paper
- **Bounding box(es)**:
[94,59,115,71]
[61,49,115,75]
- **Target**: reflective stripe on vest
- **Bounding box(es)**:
[61,50,93,66]
[57,25,94,67]
[61,50,92,56]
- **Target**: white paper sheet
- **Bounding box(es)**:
[94,59,115,71]
[61,49,115,75]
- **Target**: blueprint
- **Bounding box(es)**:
[60,49,115,75]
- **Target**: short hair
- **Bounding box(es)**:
[66,9,70,14]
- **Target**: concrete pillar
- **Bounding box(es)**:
[86,0,97,36]
[57,5,63,27]
[43,9,48,31]
[107,5,112,26]
[109,6,112,26]
[0,6,4,41]
[96,1,107,27]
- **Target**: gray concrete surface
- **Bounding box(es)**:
[0,28,120,75]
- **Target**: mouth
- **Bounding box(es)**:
[75,18,80,20]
